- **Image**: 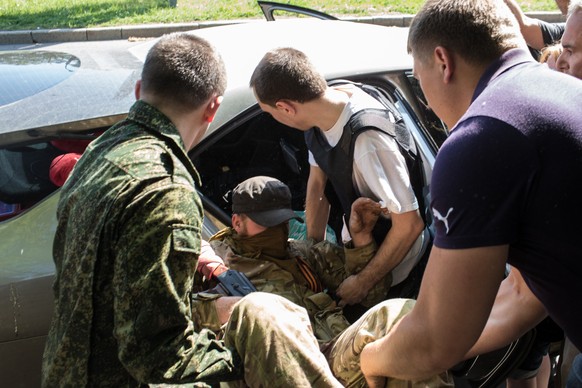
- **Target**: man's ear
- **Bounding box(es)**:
[434,46,455,84]
[204,95,223,123]
[232,213,242,231]
[275,99,297,115]
[134,80,142,100]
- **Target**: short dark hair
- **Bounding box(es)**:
[408,0,522,65]
[249,47,327,106]
[141,32,227,111]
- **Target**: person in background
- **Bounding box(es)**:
[539,43,564,69]
[556,0,582,78]
[357,0,582,386]
[504,0,568,53]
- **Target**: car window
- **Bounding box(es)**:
[0,131,104,222]
[192,111,310,224]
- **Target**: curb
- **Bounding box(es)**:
[0,12,565,45]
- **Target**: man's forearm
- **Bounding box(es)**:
[362,246,508,381]
[305,168,330,242]
[361,309,449,381]
[503,0,545,49]
[464,268,547,358]
[357,212,423,286]
[305,193,330,241]
[520,19,545,50]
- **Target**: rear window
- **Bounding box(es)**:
[0,51,80,106]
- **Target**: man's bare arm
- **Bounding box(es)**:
[504,0,545,49]
[464,266,547,358]
[336,209,424,305]
[360,245,507,382]
[305,165,330,242]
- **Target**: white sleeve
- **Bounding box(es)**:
[352,131,418,214]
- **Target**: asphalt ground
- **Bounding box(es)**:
[0,11,566,45]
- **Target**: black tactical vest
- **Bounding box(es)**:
[304,107,422,245]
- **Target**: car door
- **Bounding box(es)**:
[189,73,446,240]
[258,1,338,21]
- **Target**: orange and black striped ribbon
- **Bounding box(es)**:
[295,256,323,293]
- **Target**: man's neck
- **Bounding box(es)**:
[308,87,350,131]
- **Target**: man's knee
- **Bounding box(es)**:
[232,292,308,322]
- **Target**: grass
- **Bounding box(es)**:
[0,0,561,31]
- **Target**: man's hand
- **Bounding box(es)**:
[361,342,388,388]
[349,198,385,237]
[215,296,242,325]
[364,373,387,388]
[336,273,373,306]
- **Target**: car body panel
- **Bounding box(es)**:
[0,40,144,147]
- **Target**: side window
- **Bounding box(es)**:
[0,131,103,222]
[193,111,310,218]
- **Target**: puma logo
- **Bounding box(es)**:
[432,207,454,234]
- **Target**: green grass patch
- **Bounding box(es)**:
[0,0,561,31]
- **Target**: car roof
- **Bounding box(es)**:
[0,19,411,145]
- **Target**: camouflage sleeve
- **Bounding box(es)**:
[112,181,241,384]
[307,240,377,292]
[342,240,378,274]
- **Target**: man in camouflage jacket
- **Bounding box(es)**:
[42,34,342,388]
[195,176,452,387]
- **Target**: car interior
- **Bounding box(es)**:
[0,131,103,222]
[192,110,313,227]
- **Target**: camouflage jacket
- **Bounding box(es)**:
[204,229,391,342]
[43,101,240,388]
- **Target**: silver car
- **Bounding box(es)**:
[0,9,451,387]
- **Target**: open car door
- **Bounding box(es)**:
[258,1,338,21]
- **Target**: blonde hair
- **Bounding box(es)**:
[539,43,564,67]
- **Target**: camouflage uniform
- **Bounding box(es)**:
[43,101,241,387]
[327,298,453,388]
[195,230,453,388]
[205,228,392,342]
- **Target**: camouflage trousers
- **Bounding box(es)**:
[193,294,452,388]
[222,292,343,388]
[326,298,453,388]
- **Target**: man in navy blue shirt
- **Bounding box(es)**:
[358,0,582,386]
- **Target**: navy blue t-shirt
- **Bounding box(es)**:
[431,49,582,350]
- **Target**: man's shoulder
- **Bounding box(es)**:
[467,63,581,127]
[106,138,174,180]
